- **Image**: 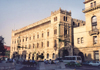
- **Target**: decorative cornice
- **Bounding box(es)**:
[84,0,93,4]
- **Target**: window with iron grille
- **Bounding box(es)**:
[93,36,97,44]
[81,37,84,43]
[77,38,80,44]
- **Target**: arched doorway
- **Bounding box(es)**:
[32,54,34,60]
[78,52,84,62]
[12,52,18,59]
[36,53,38,60]
[62,49,69,57]
[22,51,27,60]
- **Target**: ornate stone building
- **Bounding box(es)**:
[10,8,85,60]
[74,0,100,61]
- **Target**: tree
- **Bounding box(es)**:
[38,54,44,60]
[0,36,6,57]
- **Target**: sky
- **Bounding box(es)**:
[0,0,85,46]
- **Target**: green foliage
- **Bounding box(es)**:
[38,55,44,60]
[0,36,6,56]
[66,62,81,67]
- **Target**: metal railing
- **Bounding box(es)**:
[89,28,99,35]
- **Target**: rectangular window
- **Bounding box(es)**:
[47,41,49,47]
[29,44,31,49]
[37,35,39,38]
[26,37,28,41]
[33,44,34,48]
[30,37,31,40]
[93,36,97,44]
[54,29,57,34]
[23,39,24,42]
[94,1,96,6]
[77,38,80,44]
[47,54,49,59]
[33,36,35,39]
[47,32,49,36]
[81,37,84,43]
[94,51,99,61]
[54,17,57,22]
[41,42,43,47]
[37,43,39,48]
[42,33,43,37]
[91,3,93,7]
[25,45,27,49]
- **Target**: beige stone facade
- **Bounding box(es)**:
[11,0,99,61]
[11,8,80,60]
[74,0,100,61]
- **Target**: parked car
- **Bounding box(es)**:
[89,61,100,67]
[63,56,82,63]
[82,61,92,65]
[65,61,81,67]
[54,58,63,63]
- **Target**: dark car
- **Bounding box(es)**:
[66,61,81,67]
[82,61,92,65]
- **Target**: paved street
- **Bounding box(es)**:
[65,65,100,70]
[1,62,100,70]
[18,64,100,70]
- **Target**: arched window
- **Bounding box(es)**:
[94,1,96,6]
[52,53,55,59]
[90,3,93,7]
[47,54,49,59]
[28,53,31,59]
[78,23,80,26]
[91,16,97,30]
[73,22,75,25]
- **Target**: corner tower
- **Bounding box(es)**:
[82,0,100,61]
[83,0,100,33]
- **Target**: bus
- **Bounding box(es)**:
[63,56,82,63]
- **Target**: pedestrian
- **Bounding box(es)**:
[27,60,30,67]
[44,59,46,64]
[13,59,16,65]
[49,59,51,64]
[29,60,33,67]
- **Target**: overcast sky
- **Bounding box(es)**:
[0,0,85,46]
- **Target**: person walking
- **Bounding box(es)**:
[13,59,16,65]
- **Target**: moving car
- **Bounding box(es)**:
[89,61,100,67]
[63,56,82,63]
[82,61,92,65]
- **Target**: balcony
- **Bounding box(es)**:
[82,2,100,13]
[89,28,99,36]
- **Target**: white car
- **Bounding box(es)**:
[89,61,100,67]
